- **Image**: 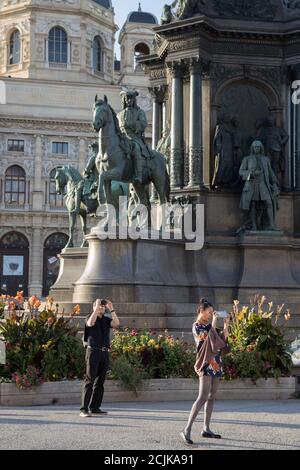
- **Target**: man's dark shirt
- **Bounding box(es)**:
[84,315,112,348]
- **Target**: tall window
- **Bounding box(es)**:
[49,168,65,208]
[0,232,29,297]
[9,30,20,65]
[48,27,68,64]
[8,139,24,152]
[92,36,102,72]
[5,166,26,206]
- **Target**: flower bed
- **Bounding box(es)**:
[0,294,296,397]
[0,294,84,387]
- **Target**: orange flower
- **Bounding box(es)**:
[46,296,54,305]
[15,291,24,302]
[34,300,41,309]
[284,310,291,321]
[72,304,81,315]
[28,296,38,306]
[47,316,56,326]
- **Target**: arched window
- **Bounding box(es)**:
[0,232,29,249]
[5,165,26,206]
[134,43,150,70]
[48,27,68,64]
[43,232,69,296]
[92,36,103,72]
[49,168,65,208]
[9,30,21,65]
[0,232,29,296]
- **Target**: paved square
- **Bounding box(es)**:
[0,400,299,450]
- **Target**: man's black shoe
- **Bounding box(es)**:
[180,431,194,445]
[201,430,222,439]
[90,409,108,415]
[79,410,91,418]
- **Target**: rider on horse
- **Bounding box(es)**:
[117,90,153,185]
[73,142,99,216]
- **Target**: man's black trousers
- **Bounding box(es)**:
[81,348,109,412]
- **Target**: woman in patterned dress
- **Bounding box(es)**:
[180,298,230,445]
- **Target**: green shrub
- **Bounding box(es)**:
[0,307,85,386]
[109,356,146,394]
[223,296,293,381]
[110,328,195,380]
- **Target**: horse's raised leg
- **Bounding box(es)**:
[79,210,88,248]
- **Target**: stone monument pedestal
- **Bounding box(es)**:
[51,248,88,302]
[72,232,212,304]
[50,222,300,340]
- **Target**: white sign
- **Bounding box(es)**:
[3,256,24,276]
[0,341,5,365]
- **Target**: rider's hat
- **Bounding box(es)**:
[120,90,139,98]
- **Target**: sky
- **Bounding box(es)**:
[113,0,165,57]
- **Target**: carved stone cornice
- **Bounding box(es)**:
[167,37,200,54]
[0,117,94,134]
[148,67,167,81]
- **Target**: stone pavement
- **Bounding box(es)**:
[0,400,299,450]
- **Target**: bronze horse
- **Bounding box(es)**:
[92,95,170,220]
[55,166,128,248]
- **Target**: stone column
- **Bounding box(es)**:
[169,62,184,189]
[152,98,160,150]
[32,135,43,211]
[292,65,300,190]
[149,86,168,201]
[162,100,167,134]
[149,85,168,150]
[29,227,43,297]
[188,59,204,188]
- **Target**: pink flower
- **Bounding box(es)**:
[130,329,138,337]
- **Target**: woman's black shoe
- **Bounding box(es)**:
[201,430,222,439]
[180,431,194,445]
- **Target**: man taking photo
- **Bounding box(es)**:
[80,299,120,417]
